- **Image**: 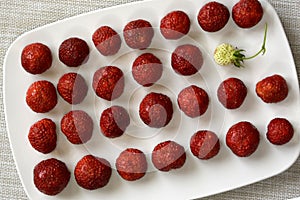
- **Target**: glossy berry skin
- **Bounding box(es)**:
[28,118,57,154]
[177,85,209,118]
[132,53,163,87]
[92,66,125,101]
[139,92,173,128]
[33,158,70,196]
[160,10,190,40]
[100,106,130,138]
[217,78,247,109]
[60,110,93,144]
[92,26,122,56]
[255,74,288,103]
[57,72,88,105]
[232,0,263,28]
[123,19,154,50]
[226,121,260,157]
[26,80,57,113]
[171,44,203,76]
[267,118,294,145]
[116,148,147,181]
[190,130,220,160]
[198,2,230,32]
[59,37,89,67]
[74,155,112,190]
[21,43,52,74]
[152,140,186,172]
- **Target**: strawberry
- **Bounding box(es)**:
[214,23,267,68]
[151,141,186,172]
[116,148,147,181]
[132,53,163,87]
[92,26,121,56]
[232,0,264,28]
[28,118,57,154]
[197,2,230,32]
[92,66,125,101]
[123,19,154,50]
[100,105,130,138]
[177,85,209,118]
[74,155,112,190]
[171,44,203,76]
[226,121,260,157]
[57,72,88,105]
[255,74,288,103]
[160,10,190,39]
[217,78,247,109]
[267,118,294,145]
[60,110,94,144]
[58,37,89,67]
[26,80,57,113]
[33,158,70,196]
[190,130,220,160]
[139,92,173,128]
[21,43,52,74]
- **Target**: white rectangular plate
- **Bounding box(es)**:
[4,0,300,199]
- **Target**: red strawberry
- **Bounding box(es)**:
[92,66,125,101]
[160,10,190,39]
[92,26,121,56]
[57,72,88,105]
[21,43,52,74]
[123,19,154,50]
[177,85,209,118]
[232,0,263,28]
[33,158,70,196]
[60,110,94,144]
[28,118,57,154]
[74,155,112,190]
[132,53,163,87]
[100,105,130,138]
[217,78,247,109]
[197,2,230,32]
[26,80,58,113]
[267,118,294,145]
[151,140,186,172]
[226,121,260,157]
[139,92,173,128]
[58,37,89,67]
[256,74,288,103]
[116,148,147,181]
[190,130,220,160]
[171,44,203,76]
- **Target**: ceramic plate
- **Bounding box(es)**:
[4,0,300,199]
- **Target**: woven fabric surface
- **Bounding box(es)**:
[0,0,299,199]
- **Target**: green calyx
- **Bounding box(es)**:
[214,23,268,68]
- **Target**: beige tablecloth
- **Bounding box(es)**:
[0,0,299,199]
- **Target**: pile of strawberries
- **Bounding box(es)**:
[20,0,294,196]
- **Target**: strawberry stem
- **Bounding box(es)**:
[243,23,268,60]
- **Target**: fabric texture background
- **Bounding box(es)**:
[0,0,299,199]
